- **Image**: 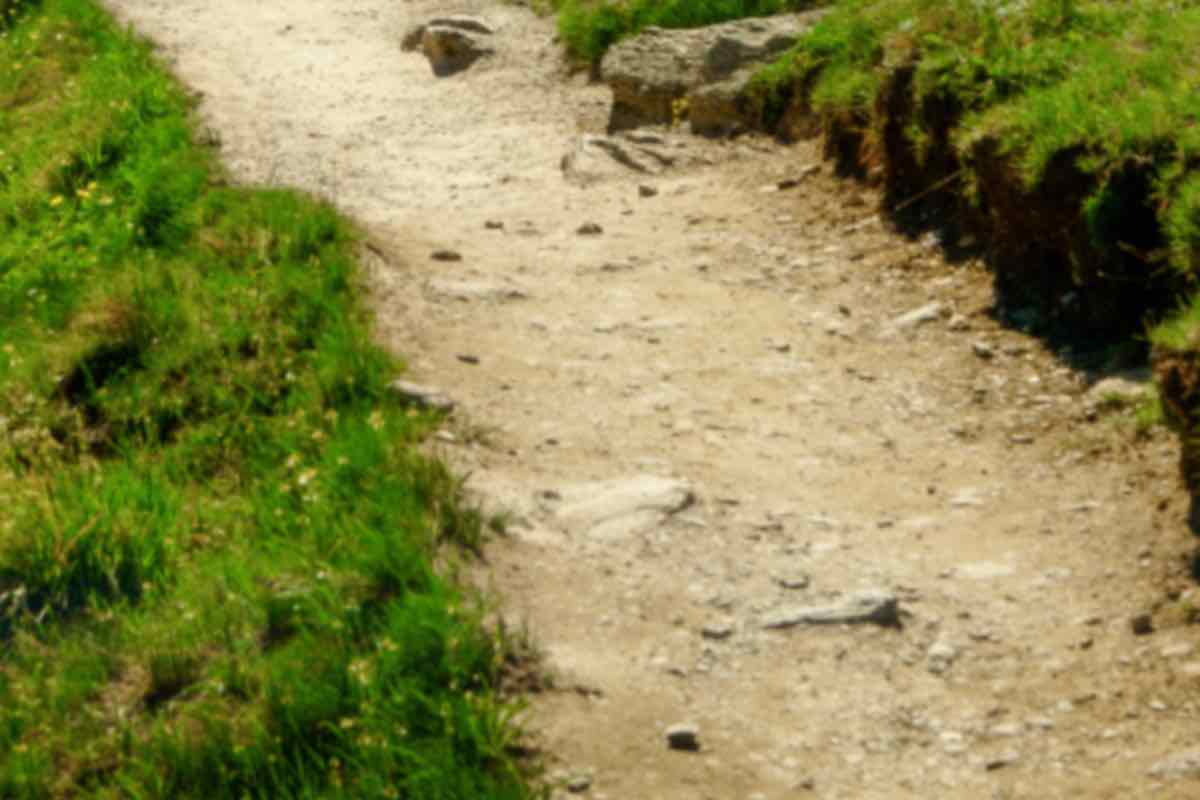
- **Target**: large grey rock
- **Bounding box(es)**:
[554,476,694,541]
[763,589,900,629]
[600,11,826,133]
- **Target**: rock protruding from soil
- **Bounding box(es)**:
[402,15,496,76]
[553,475,694,542]
[600,11,825,134]
[560,132,687,186]
[763,590,901,629]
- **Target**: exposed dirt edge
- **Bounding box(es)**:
[743,69,1184,343]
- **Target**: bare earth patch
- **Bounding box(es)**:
[102,1,1200,797]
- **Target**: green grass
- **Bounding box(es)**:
[0,1,534,797]
[555,0,821,63]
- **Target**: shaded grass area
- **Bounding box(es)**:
[0,1,534,797]
[554,0,822,63]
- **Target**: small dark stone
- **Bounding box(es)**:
[666,724,700,752]
[431,249,463,262]
[1131,613,1154,636]
[565,773,593,793]
[577,222,604,236]
[456,354,480,365]
[701,624,733,641]
[638,184,658,198]
[484,220,504,230]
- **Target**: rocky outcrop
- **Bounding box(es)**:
[600,11,826,134]
[402,15,496,76]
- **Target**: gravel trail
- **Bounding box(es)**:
[103,1,1199,797]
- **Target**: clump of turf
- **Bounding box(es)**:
[0,1,533,797]
[555,0,824,64]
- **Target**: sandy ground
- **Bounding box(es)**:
[102,1,1200,797]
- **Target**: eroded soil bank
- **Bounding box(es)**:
[104,1,1200,797]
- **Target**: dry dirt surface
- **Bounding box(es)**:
[102,1,1200,797]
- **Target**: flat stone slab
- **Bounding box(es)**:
[956,561,1016,580]
[554,476,694,542]
[763,589,900,629]
[389,380,455,412]
[427,279,528,302]
[1149,748,1200,779]
[561,133,683,186]
[892,302,944,331]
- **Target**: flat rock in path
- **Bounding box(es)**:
[601,12,826,132]
[427,279,528,302]
[956,561,1015,580]
[892,302,944,331]
[389,380,455,412]
[554,476,694,542]
[764,589,900,629]
[561,134,679,186]
[1148,749,1200,779]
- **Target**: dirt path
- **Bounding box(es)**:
[103,1,1200,797]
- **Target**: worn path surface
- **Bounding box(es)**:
[104,1,1200,797]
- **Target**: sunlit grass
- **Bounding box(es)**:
[0,1,533,797]
[555,0,823,63]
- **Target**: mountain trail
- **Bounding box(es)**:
[103,1,1199,796]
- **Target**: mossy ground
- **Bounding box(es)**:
[0,1,535,797]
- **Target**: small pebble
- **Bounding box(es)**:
[666,724,700,752]
[1131,613,1154,636]
[566,773,593,793]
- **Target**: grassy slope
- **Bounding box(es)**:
[0,1,533,797]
